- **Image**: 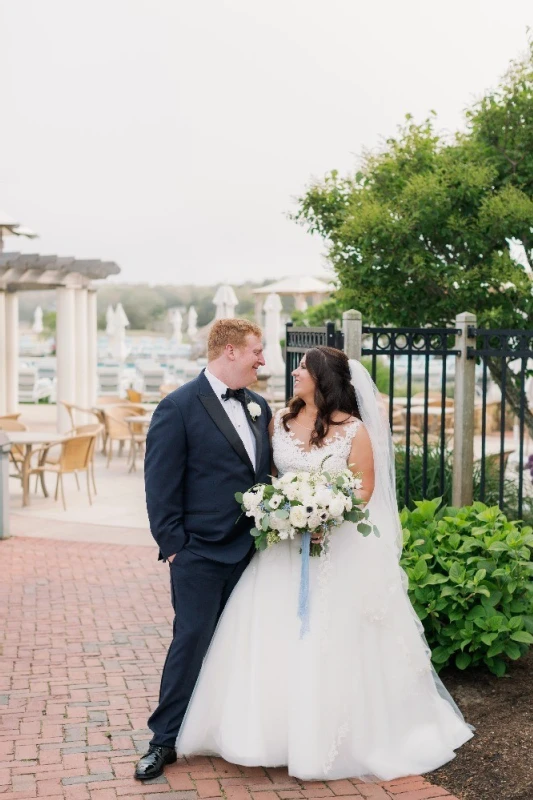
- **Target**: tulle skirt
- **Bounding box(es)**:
[176,514,473,781]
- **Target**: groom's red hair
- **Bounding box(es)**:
[208,318,262,361]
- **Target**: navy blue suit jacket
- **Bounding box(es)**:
[144,370,272,564]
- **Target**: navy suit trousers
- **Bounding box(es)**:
[148,547,253,747]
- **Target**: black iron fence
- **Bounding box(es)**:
[284,321,533,520]
[284,322,344,400]
[361,326,460,508]
[468,328,533,520]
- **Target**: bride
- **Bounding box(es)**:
[176,346,473,780]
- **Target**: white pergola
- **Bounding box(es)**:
[0,252,120,431]
[252,275,332,322]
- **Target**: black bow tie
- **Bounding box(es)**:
[222,388,246,405]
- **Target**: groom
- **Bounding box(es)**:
[135,318,272,781]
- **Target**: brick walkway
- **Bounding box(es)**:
[0,537,459,800]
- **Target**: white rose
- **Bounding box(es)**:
[268,494,283,510]
[269,513,290,532]
[329,496,346,518]
[289,505,309,528]
[295,483,316,503]
[315,486,334,507]
[284,483,299,501]
[247,401,262,420]
[278,528,290,540]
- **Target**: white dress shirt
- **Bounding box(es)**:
[204,367,256,469]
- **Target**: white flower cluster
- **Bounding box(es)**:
[238,465,366,553]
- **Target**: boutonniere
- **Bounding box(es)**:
[247,401,261,421]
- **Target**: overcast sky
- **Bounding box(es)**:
[1,0,531,286]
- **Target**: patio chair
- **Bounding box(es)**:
[0,418,28,479]
[60,401,99,430]
[28,432,98,511]
[37,423,103,497]
[0,413,21,422]
[126,388,143,403]
[104,405,147,467]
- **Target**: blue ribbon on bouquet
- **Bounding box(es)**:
[298,531,311,638]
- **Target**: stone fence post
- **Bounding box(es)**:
[343,310,362,360]
[452,312,477,507]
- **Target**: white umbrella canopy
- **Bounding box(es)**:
[105,305,116,336]
[115,303,130,328]
[171,309,183,344]
[262,293,285,376]
[32,305,44,335]
[213,284,238,319]
[0,210,20,229]
[187,306,198,339]
[0,211,39,251]
[108,304,130,362]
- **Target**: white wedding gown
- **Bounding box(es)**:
[176,413,473,781]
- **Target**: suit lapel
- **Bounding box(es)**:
[244,392,262,477]
[198,373,255,476]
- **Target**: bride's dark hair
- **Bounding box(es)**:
[282,346,361,447]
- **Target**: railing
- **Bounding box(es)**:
[362,326,460,507]
[285,321,344,401]
[467,328,533,520]
[283,312,533,521]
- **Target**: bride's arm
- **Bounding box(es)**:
[348,423,375,503]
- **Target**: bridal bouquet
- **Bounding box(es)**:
[236,461,379,637]
[235,461,379,558]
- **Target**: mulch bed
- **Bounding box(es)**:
[427,649,533,800]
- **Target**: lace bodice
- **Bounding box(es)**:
[272,410,361,476]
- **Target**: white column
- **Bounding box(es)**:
[56,287,77,432]
[5,292,19,414]
[0,292,6,415]
[74,289,89,417]
[87,288,98,407]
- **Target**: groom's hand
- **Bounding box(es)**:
[167,554,176,563]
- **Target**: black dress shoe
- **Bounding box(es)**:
[134,745,177,781]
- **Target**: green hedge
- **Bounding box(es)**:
[400,498,533,676]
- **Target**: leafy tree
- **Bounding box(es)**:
[294,42,533,432]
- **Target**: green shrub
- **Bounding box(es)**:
[395,441,453,509]
[400,498,533,676]
[360,357,391,395]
